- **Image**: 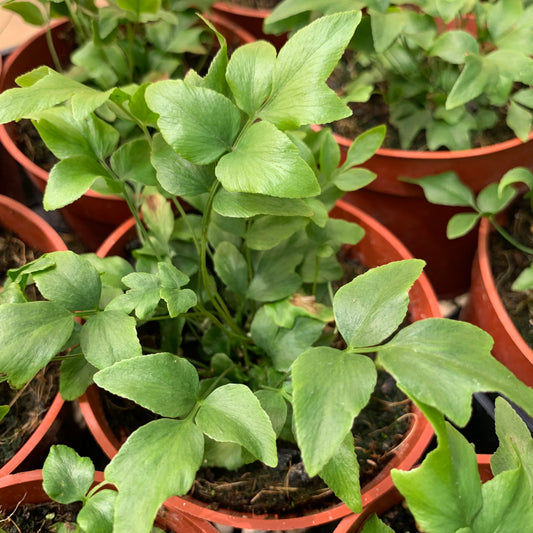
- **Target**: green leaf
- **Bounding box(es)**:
[44,156,113,210]
[0,301,74,387]
[0,406,9,423]
[404,172,476,208]
[77,489,116,533]
[157,263,196,318]
[94,352,198,418]
[2,2,45,25]
[392,422,483,533]
[361,514,395,533]
[213,189,314,218]
[341,125,386,169]
[43,445,95,504]
[319,431,361,513]
[145,80,241,164]
[292,346,376,475]
[476,182,516,215]
[247,240,303,302]
[108,272,160,319]
[60,356,97,401]
[213,241,248,297]
[105,419,204,533]
[196,384,277,466]
[0,69,112,123]
[491,397,533,483]
[429,30,479,64]
[498,167,533,197]
[446,55,489,110]
[151,134,215,196]
[512,265,533,292]
[259,11,361,129]
[80,310,142,369]
[111,138,157,186]
[117,0,161,14]
[333,168,376,192]
[447,212,480,239]
[33,251,101,311]
[255,390,287,436]
[246,216,308,250]
[379,318,533,426]
[487,0,523,39]
[334,259,425,349]
[508,100,533,142]
[370,9,407,53]
[472,467,533,532]
[251,308,326,371]
[216,121,320,198]
[226,41,276,115]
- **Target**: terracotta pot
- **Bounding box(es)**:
[336,131,533,299]
[79,200,436,530]
[0,470,217,533]
[333,454,493,533]
[211,1,287,48]
[0,15,255,251]
[0,194,67,477]
[459,217,533,387]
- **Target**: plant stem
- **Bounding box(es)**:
[44,24,62,72]
[489,216,533,256]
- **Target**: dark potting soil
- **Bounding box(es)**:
[378,501,422,532]
[489,200,533,349]
[0,501,81,533]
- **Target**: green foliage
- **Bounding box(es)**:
[265,0,533,150]
[362,398,533,532]
[1,9,533,533]
[410,167,533,291]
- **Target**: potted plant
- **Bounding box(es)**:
[0,450,217,532]
[335,396,533,532]
[0,194,67,477]
[410,167,533,389]
[0,0,254,250]
[263,0,533,298]
[1,10,533,532]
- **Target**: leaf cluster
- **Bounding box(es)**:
[265,0,533,151]
[361,398,533,533]
[0,10,533,533]
[409,166,533,289]
[1,0,217,88]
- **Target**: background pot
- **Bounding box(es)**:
[0,15,255,251]
[336,132,533,299]
[332,454,493,533]
[460,217,533,388]
[0,194,67,477]
[0,470,217,533]
[79,200,436,530]
[211,1,287,48]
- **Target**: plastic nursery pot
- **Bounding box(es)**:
[335,130,533,299]
[79,200,436,531]
[332,454,494,533]
[211,1,287,48]
[0,194,67,477]
[0,15,255,252]
[0,470,217,533]
[459,217,533,388]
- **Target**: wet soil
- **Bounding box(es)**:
[0,501,81,533]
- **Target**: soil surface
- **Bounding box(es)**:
[0,501,81,532]
[489,200,533,348]
[378,500,422,532]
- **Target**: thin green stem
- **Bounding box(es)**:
[489,216,533,256]
[44,23,62,72]
[172,198,201,256]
